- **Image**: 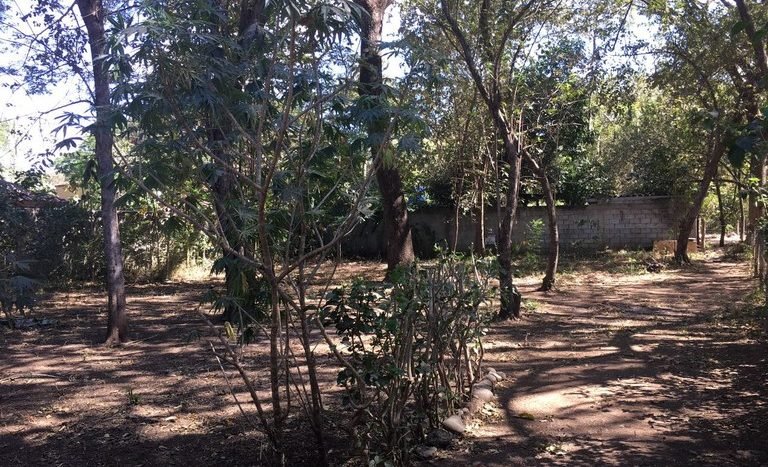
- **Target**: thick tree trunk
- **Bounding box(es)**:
[376,166,414,270]
[538,173,559,291]
[675,137,726,263]
[77,0,128,346]
[715,178,726,247]
[356,0,414,274]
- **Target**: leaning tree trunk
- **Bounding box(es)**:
[675,137,726,263]
[77,0,128,345]
[355,0,414,274]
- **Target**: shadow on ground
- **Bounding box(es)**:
[431,253,767,466]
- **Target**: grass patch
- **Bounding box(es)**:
[713,286,767,339]
[557,248,658,275]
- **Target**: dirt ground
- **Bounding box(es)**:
[1,247,766,466]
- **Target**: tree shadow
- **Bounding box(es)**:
[430,256,767,466]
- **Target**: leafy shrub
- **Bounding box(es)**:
[0,180,102,317]
[321,251,495,465]
[0,182,41,317]
[28,202,103,282]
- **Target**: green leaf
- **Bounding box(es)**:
[730,20,745,37]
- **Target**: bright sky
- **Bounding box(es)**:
[0,0,89,177]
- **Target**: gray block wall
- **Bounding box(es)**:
[341,196,681,257]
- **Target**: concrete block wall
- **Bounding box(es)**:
[341,196,680,257]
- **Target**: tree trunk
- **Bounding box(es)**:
[355,0,414,274]
[715,177,726,247]
[76,0,128,346]
[753,156,767,278]
[473,175,486,256]
[739,191,745,242]
[376,166,414,271]
[438,0,524,320]
[496,146,523,320]
[210,1,266,323]
[674,136,726,263]
[451,173,463,253]
[538,172,559,291]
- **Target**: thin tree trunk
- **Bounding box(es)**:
[715,177,726,247]
[296,216,327,465]
[77,0,128,346]
[496,146,523,320]
[439,0,525,320]
[451,170,464,253]
[739,191,745,242]
[754,156,767,277]
[473,174,486,256]
[451,190,461,253]
[675,136,726,263]
[453,90,477,254]
[355,0,414,274]
[538,172,559,291]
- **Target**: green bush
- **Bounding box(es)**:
[321,251,496,465]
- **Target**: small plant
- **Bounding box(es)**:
[523,299,540,312]
[126,389,141,406]
[524,219,545,252]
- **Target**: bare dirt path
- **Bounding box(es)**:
[437,252,768,466]
[1,254,765,466]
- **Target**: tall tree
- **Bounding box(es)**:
[75,0,128,344]
[730,0,768,276]
[354,0,415,274]
[647,0,763,262]
[437,0,548,319]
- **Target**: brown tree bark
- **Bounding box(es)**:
[739,191,745,242]
[496,150,523,320]
[733,0,768,78]
[715,177,726,247]
[355,0,415,274]
[76,0,128,346]
[209,0,266,323]
[731,0,768,277]
[537,171,559,291]
[473,172,486,256]
[439,0,527,320]
[675,136,726,263]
